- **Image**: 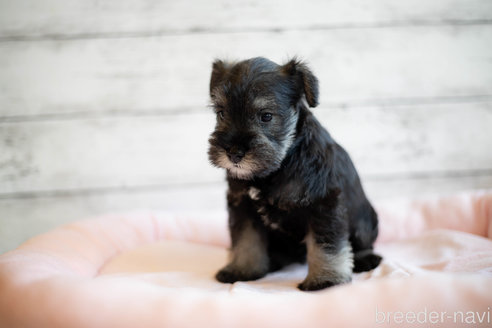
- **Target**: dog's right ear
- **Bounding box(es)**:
[210,59,229,95]
[281,58,319,108]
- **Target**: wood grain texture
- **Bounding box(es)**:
[0,113,218,194]
[1,26,491,117]
[1,0,491,253]
[1,102,491,195]
[1,0,491,39]
[0,183,228,253]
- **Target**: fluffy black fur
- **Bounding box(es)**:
[208,57,381,291]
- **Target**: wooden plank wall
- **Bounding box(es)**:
[1,0,491,252]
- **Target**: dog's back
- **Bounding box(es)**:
[262,106,381,273]
[307,112,381,272]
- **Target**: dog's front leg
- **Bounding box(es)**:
[299,205,354,291]
[215,194,270,283]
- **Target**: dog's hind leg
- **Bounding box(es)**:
[350,204,382,272]
[353,249,382,273]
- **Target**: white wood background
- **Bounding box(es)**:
[1,0,491,252]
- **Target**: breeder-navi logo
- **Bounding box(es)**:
[375,307,491,325]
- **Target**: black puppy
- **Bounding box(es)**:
[208,57,381,291]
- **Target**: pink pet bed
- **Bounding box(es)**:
[1,191,491,327]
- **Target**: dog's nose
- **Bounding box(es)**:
[227,147,245,164]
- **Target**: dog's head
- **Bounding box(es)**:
[208,57,319,179]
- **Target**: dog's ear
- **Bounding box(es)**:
[281,58,319,107]
[210,59,229,95]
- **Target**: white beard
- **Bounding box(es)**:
[216,153,256,180]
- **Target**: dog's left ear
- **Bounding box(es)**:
[281,59,319,107]
[210,59,230,95]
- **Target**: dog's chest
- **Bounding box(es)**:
[247,186,299,232]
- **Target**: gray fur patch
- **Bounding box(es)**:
[228,222,269,274]
[302,231,354,287]
[277,107,298,161]
[252,97,276,110]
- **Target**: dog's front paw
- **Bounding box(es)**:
[215,266,267,284]
[298,280,335,291]
[215,268,240,283]
[297,275,351,291]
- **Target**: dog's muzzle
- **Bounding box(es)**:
[227,146,245,164]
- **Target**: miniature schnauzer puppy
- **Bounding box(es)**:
[208,57,381,291]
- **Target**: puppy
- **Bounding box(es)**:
[208,57,381,291]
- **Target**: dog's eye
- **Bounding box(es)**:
[217,110,225,120]
[260,113,272,122]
